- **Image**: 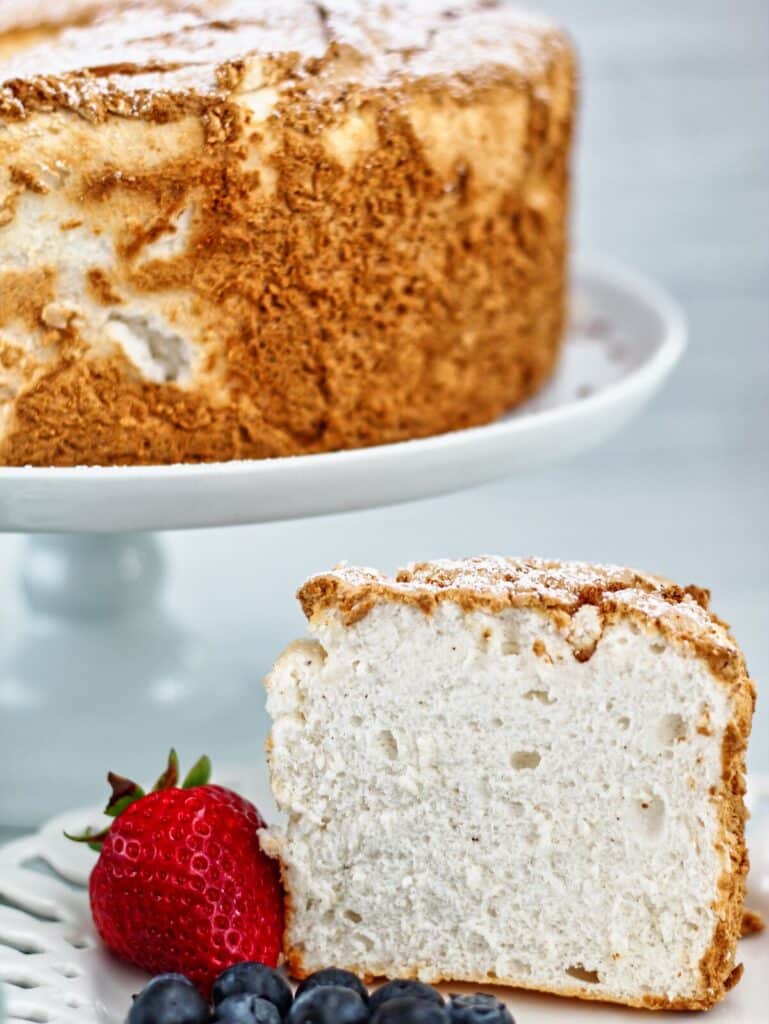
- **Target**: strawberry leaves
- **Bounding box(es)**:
[150,749,210,792]
[65,750,212,850]
[106,773,146,817]
[182,755,212,789]
[152,749,180,792]
[63,824,111,852]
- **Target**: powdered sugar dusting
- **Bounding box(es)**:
[317,1,561,83]
[0,0,100,34]
[0,0,568,120]
[302,557,742,667]
[404,555,638,604]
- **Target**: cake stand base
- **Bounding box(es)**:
[0,534,266,828]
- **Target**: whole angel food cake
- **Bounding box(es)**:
[264,557,755,1011]
[0,0,575,467]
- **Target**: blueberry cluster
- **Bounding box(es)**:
[126,963,515,1024]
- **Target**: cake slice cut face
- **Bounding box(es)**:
[264,558,755,1011]
[0,0,575,466]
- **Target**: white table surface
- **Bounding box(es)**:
[0,0,767,834]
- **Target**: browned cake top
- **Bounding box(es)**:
[299,556,752,686]
[0,0,570,120]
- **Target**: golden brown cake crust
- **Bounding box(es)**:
[294,557,756,1011]
[285,955,744,1013]
[0,1,576,467]
[741,909,766,937]
[299,557,748,684]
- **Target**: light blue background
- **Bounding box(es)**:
[0,0,767,831]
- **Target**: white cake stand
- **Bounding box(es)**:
[0,261,686,826]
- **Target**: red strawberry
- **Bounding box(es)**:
[67,751,283,996]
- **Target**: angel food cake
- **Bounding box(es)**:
[264,557,755,1011]
[0,0,575,466]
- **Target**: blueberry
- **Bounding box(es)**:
[448,993,515,1024]
[286,985,369,1024]
[372,996,449,1023]
[369,980,444,1014]
[295,968,369,1004]
[212,963,293,1017]
[213,994,281,1024]
[127,974,210,1024]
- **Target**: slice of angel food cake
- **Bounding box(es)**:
[264,557,755,1011]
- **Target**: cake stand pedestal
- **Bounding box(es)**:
[0,262,687,826]
[0,533,264,826]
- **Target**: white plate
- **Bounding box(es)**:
[0,261,686,533]
[1,775,767,1024]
